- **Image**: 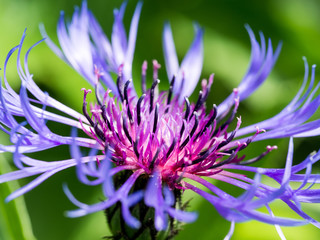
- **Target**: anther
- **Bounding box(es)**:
[149,148,161,170]
[150,79,160,113]
[81,89,94,127]
[189,91,203,120]
[167,76,175,106]
[137,94,146,126]
[101,105,112,130]
[210,151,237,169]
[184,97,190,120]
[180,122,185,138]
[216,97,239,135]
[95,84,103,107]
[133,139,140,159]
[116,75,124,102]
[238,145,277,165]
[179,137,189,150]
[153,103,159,134]
[190,112,199,136]
[94,123,106,142]
[194,149,212,163]
[122,116,132,143]
[165,76,175,113]
[194,105,217,139]
[124,80,133,123]
[166,138,177,159]
[185,149,212,167]
[217,130,236,149]
[205,105,218,129]
[123,80,131,103]
[182,148,212,167]
[238,138,252,151]
[224,133,255,155]
[179,113,199,150]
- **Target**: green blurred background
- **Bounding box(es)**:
[1,0,320,239]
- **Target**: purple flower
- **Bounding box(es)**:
[1,1,320,239]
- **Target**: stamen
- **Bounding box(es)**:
[213,98,239,137]
[81,89,94,127]
[180,113,199,150]
[201,74,214,101]
[166,138,177,159]
[153,103,159,134]
[149,148,161,170]
[190,112,199,137]
[238,145,277,165]
[195,105,217,139]
[238,138,252,151]
[165,76,175,114]
[116,64,124,102]
[133,139,140,159]
[190,91,203,120]
[123,80,131,103]
[194,149,212,163]
[94,123,106,142]
[116,75,124,102]
[95,84,103,107]
[168,76,175,105]
[225,127,265,154]
[152,60,161,82]
[124,80,133,123]
[179,136,189,150]
[141,60,147,93]
[101,105,112,130]
[217,130,236,149]
[122,116,132,143]
[136,94,146,126]
[180,122,185,138]
[184,148,214,167]
[210,150,237,169]
[150,79,160,113]
[184,97,190,120]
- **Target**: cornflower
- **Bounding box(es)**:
[1,1,320,239]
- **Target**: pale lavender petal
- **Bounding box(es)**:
[111,2,128,66]
[123,1,142,83]
[218,26,282,117]
[144,170,167,230]
[121,191,143,228]
[166,208,198,223]
[178,24,203,99]
[87,12,114,67]
[39,24,66,61]
[6,164,74,202]
[163,23,179,83]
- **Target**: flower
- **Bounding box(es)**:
[1,1,320,239]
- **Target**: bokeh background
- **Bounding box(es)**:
[1,0,320,239]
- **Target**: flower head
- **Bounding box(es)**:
[1,1,320,239]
